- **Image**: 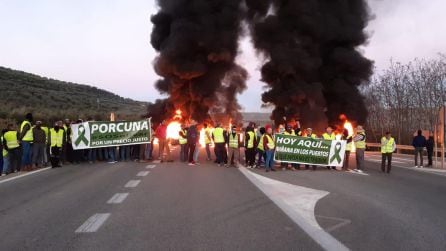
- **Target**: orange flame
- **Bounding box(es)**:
[167,121,181,140]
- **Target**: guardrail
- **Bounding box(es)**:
[366,143,439,155]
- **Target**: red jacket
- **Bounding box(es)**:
[156,124,167,139]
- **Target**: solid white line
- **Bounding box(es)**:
[0,167,51,185]
[107,193,129,204]
[125,180,141,188]
[238,166,349,251]
[137,171,150,177]
[75,213,110,233]
[146,165,156,169]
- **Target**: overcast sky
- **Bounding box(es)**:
[0,0,444,112]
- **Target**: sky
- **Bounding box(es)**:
[0,0,445,112]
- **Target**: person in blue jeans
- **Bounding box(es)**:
[19,113,34,171]
[263,125,276,172]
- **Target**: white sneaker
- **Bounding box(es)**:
[353,169,358,172]
[108,161,116,164]
[357,170,364,173]
[419,166,424,168]
[1,173,6,176]
[415,166,419,168]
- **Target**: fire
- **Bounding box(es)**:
[199,128,206,147]
[167,121,181,140]
[153,138,159,145]
[173,109,182,120]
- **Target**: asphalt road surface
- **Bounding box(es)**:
[0,147,445,251]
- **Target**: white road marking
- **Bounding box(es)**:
[107,193,129,204]
[238,166,349,251]
[75,213,110,233]
[316,215,352,233]
[0,167,51,185]
[125,180,141,188]
[137,171,150,177]
[346,170,369,176]
[146,165,156,169]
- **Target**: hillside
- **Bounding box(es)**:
[0,66,147,125]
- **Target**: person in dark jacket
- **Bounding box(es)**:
[412,130,426,168]
[31,121,46,169]
[426,132,434,167]
[187,123,199,165]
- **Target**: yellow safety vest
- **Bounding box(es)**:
[355,132,366,149]
[246,131,255,148]
[284,131,296,136]
[229,133,239,148]
[1,136,8,157]
[257,135,265,151]
[4,131,20,149]
[205,128,212,144]
[20,120,33,142]
[265,134,275,149]
[305,134,317,139]
[381,137,395,153]
[213,127,225,143]
[179,129,187,145]
[41,126,49,144]
[322,133,336,140]
[50,128,64,147]
[346,136,353,151]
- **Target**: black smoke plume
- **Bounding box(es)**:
[246,0,373,130]
[149,0,246,123]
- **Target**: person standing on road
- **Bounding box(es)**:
[303,128,317,171]
[31,121,46,169]
[381,132,396,173]
[227,125,240,167]
[323,126,337,170]
[244,123,257,168]
[342,129,353,170]
[1,129,9,176]
[426,132,434,167]
[264,125,276,172]
[48,121,65,168]
[187,122,199,165]
[19,113,33,171]
[156,120,172,163]
[179,124,188,162]
[212,123,226,166]
[62,119,73,164]
[3,124,21,173]
[255,127,266,168]
[204,123,212,161]
[412,130,426,168]
[353,125,366,173]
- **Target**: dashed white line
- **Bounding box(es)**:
[137,171,150,177]
[107,193,129,204]
[146,165,156,169]
[125,180,141,188]
[75,213,110,233]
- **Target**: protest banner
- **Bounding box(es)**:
[71,119,151,150]
[274,134,346,167]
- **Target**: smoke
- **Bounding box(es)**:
[149,0,246,123]
[246,0,373,130]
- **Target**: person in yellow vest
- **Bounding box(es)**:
[322,126,337,170]
[19,113,33,171]
[41,124,50,166]
[381,132,396,174]
[48,121,65,168]
[179,124,188,162]
[212,122,227,166]
[342,129,353,170]
[203,123,212,161]
[62,119,73,164]
[1,129,8,176]
[353,125,366,173]
[3,124,21,173]
[303,128,318,170]
[244,122,257,168]
[281,125,298,171]
[255,127,266,168]
[264,125,276,172]
[228,125,241,167]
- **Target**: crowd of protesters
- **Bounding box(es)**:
[0,113,155,176]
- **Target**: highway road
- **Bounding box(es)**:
[0,148,445,251]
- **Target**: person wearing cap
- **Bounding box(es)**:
[381,132,396,173]
[353,125,366,173]
[264,125,276,172]
[31,121,46,169]
[227,125,241,167]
